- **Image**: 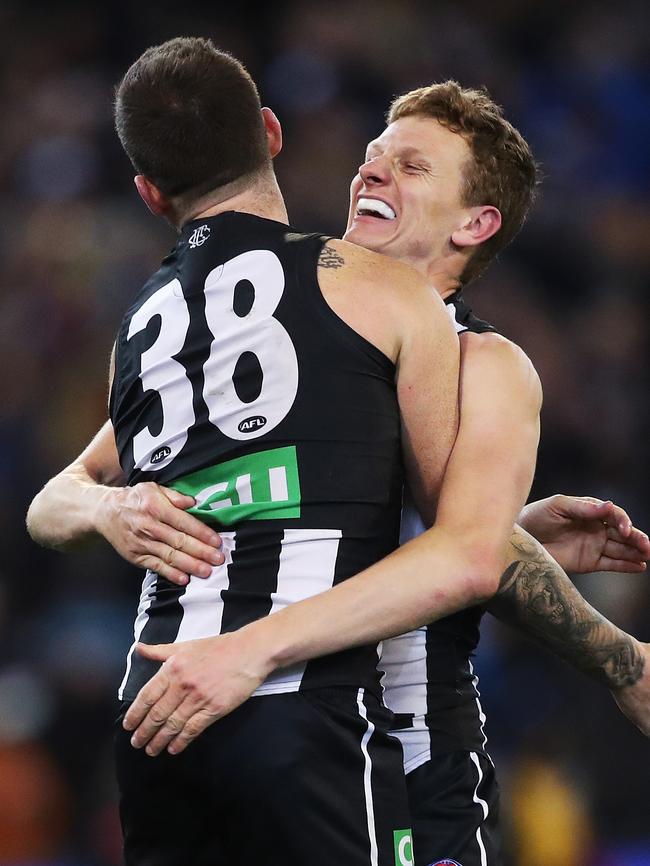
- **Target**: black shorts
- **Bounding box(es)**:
[115,687,412,866]
[405,751,502,866]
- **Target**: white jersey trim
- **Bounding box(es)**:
[118,569,157,701]
[446,298,469,334]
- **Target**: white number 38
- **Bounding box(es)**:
[126,250,299,471]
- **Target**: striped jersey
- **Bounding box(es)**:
[381,290,498,769]
[110,213,403,702]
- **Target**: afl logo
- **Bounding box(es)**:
[238,415,267,433]
[150,445,172,464]
[430,861,463,866]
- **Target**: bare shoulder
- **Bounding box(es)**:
[460,330,542,408]
[316,239,449,361]
[319,238,429,286]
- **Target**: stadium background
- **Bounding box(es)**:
[1,0,648,863]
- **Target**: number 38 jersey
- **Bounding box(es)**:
[110,212,403,702]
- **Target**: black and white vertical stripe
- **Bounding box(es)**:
[119,527,342,701]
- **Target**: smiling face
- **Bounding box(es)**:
[344,115,475,280]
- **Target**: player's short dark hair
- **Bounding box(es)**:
[114,37,269,201]
[388,81,540,285]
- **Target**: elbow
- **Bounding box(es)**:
[26,488,64,550]
[26,495,46,547]
[461,543,505,605]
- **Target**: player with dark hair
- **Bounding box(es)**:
[28,37,497,866]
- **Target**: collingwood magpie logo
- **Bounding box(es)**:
[188,224,211,248]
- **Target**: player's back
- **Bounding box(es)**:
[111,212,404,700]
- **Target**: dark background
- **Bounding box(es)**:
[0,1,648,863]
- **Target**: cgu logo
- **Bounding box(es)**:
[150,445,172,465]
[238,415,267,433]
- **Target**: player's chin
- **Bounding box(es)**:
[343,223,391,253]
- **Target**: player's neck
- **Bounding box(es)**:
[407,251,463,298]
[184,174,289,227]
[422,264,461,299]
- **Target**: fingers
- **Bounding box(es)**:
[167,708,218,755]
[139,695,204,756]
[126,484,224,583]
[603,538,645,562]
[161,487,198,510]
[123,642,222,757]
[606,526,650,558]
[135,540,212,585]
[130,688,190,753]
[598,501,633,537]
[555,495,639,539]
[623,526,650,558]
[159,487,223,550]
[136,641,175,662]
[597,557,647,574]
[553,495,606,520]
[142,525,223,576]
[123,669,170,733]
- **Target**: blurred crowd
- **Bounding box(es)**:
[1,1,648,863]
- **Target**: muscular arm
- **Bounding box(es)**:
[492,525,645,690]
[491,525,650,736]
[123,313,543,753]
[26,420,127,549]
[26,419,223,583]
[237,253,542,657]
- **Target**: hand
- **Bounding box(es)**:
[518,495,649,575]
[122,630,272,756]
[612,642,650,737]
[95,482,224,584]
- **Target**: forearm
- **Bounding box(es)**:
[27,463,113,549]
[488,526,644,689]
[242,526,504,674]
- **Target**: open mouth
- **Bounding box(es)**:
[355,197,396,220]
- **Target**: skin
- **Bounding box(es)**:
[26,109,650,758]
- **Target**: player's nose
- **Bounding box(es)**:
[359,156,389,186]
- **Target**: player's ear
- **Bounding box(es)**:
[134,175,173,218]
[451,205,502,249]
[261,107,283,159]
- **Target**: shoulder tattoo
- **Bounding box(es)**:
[318,244,345,269]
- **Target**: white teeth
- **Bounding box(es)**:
[356,197,396,220]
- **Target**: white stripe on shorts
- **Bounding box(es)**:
[357,688,379,866]
[470,750,489,866]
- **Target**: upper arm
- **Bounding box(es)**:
[395,287,460,526]
[434,331,542,550]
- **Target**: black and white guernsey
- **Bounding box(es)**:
[111,213,403,702]
[381,291,499,771]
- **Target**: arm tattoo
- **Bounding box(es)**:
[489,526,644,690]
[318,244,345,269]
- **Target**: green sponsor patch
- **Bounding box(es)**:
[394,829,414,866]
[170,446,301,526]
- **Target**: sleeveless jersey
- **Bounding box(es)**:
[380,291,498,768]
[110,213,403,701]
